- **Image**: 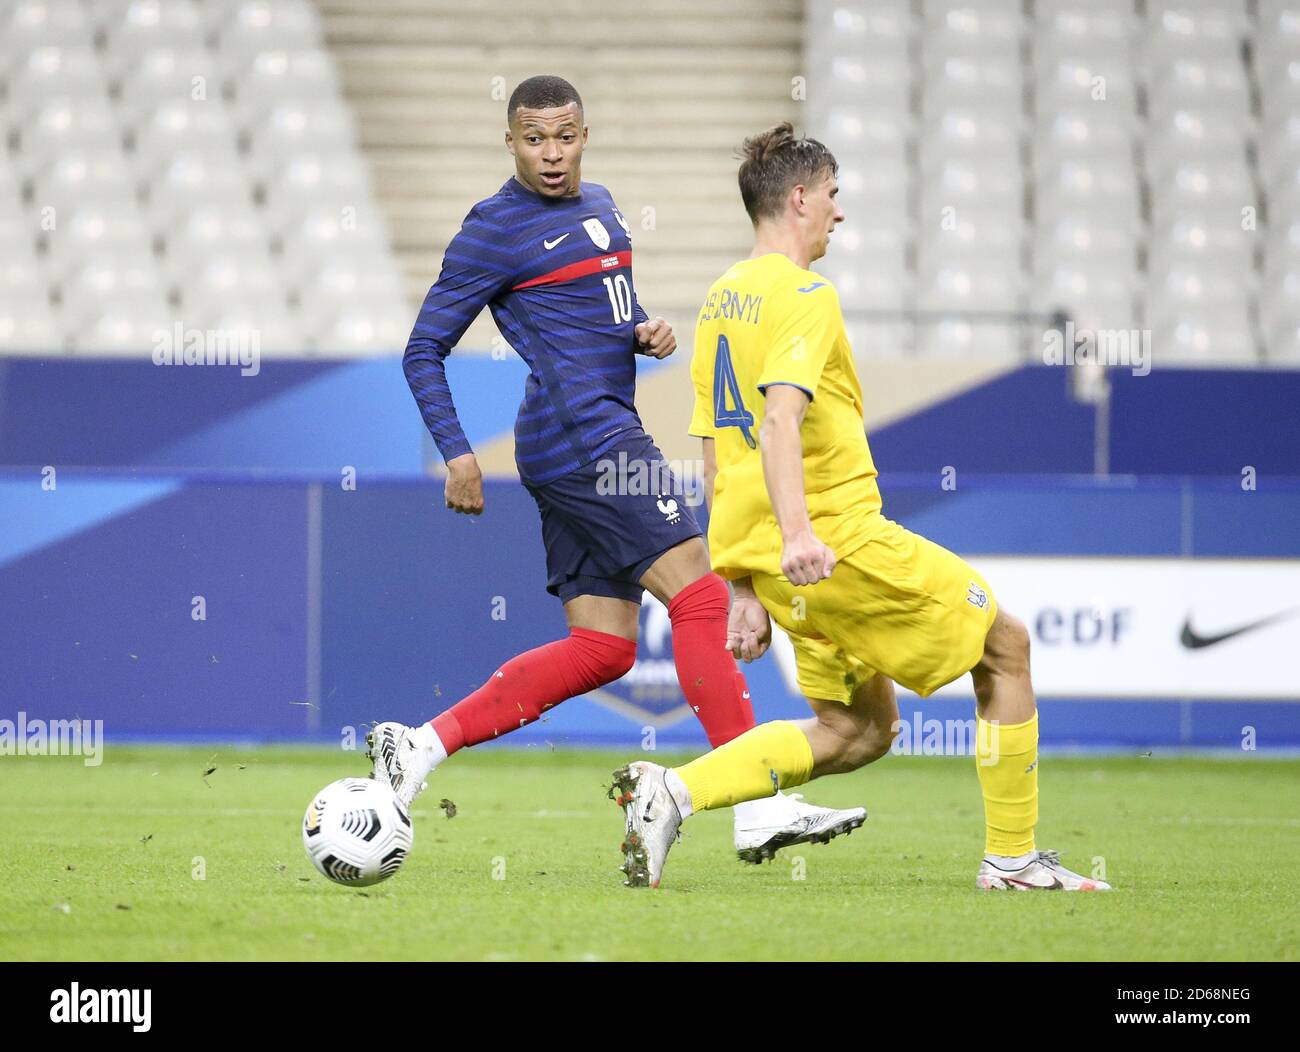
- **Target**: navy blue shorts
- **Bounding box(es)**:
[525,430,703,603]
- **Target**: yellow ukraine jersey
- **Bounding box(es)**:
[690,253,882,580]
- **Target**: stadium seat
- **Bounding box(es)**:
[4,46,107,115]
[14,98,121,176]
[214,0,324,66]
[1034,0,1136,24]
[805,0,912,64]
[259,150,372,218]
[1030,262,1136,331]
[182,250,285,309]
[920,158,1023,217]
[59,253,169,328]
[1259,114,1300,195]
[226,48,342,124]
[1145,110,1251,181]
[923,6,1023,65]
[0,1,95,57]
[1035,160,1141,229]
[275,205,392,282]
[130,98,239,163]
[1267,217,1300,266]
[34,149,138,211]
[115,48,221,128]
[1151,309,1259,365]
[914,319,1023,361]
[1260,263,1300,340]
[823,266,909,314]
[1036,108,1134,162]
[1035,57,1138,118]
[161,202,270,273]
[294,256,408,309]
[811,108,910,168]
[0,206,30,250]
[1147,57,1251,124]
[144,149,254,228]
[306,303,409,356]
[195,304,306,353]
[923,107,1021,159]
[0,294,63,352]
[1256,4,1300,86]
[1149,160,1256,230]
[921,54,1020,115]
[42,201,154,260]
[242,99,357,179]
[99,0,207,60]
[1145,8,1245,72]
[1147,214,1256,277]
[916,261,1021,314]
[0,250,49,299]
[69,295,175,353]
[846,322,911,360]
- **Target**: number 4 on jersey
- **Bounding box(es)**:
[713,335,756,448]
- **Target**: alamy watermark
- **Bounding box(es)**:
[1043,321,1150,377]
[595,452,706,508]
[891,713,999,765]
[152,322,261,377]
[0,712,103,766]
[50,983,150,1031]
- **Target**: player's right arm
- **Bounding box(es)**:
[756,284,840,585]
[403,206,511,514]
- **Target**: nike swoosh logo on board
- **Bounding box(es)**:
[543,234,569,249]
[1179,608,1298,649]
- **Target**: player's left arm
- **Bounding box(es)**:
[757,285,840,585]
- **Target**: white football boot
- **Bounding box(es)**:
[976,849,1112,891]
[733,792,867,864]
[609,762,684,888]
[366,721,438,809]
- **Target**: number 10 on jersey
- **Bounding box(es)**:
[602,274,632,322]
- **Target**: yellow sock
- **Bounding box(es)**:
[976,712,1039,856]
[674,721,814,812]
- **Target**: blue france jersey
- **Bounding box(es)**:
[403,177,650,485]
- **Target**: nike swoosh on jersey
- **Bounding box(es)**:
[543,234,570,249]
[1179,608,1298,649]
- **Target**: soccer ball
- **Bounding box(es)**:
[302,777,413,886]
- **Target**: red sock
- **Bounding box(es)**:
[431,627,636,751]
[668,573,757,748]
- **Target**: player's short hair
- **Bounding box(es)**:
[507,75,583,123]
[737,122,838,223]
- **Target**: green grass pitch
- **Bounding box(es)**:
[1,746,1296,961]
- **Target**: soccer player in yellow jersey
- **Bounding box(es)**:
[610,123,1110,891]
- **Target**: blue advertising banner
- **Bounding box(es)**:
[2,470,1297,749]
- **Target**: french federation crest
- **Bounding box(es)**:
[582,217,610,250]
[589,595,692,727]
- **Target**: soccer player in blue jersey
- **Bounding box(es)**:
[369,76,863,863]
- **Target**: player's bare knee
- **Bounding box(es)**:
[822,717,893,771]
[856,720,896,766]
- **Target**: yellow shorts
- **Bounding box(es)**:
[751,516,997,702]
